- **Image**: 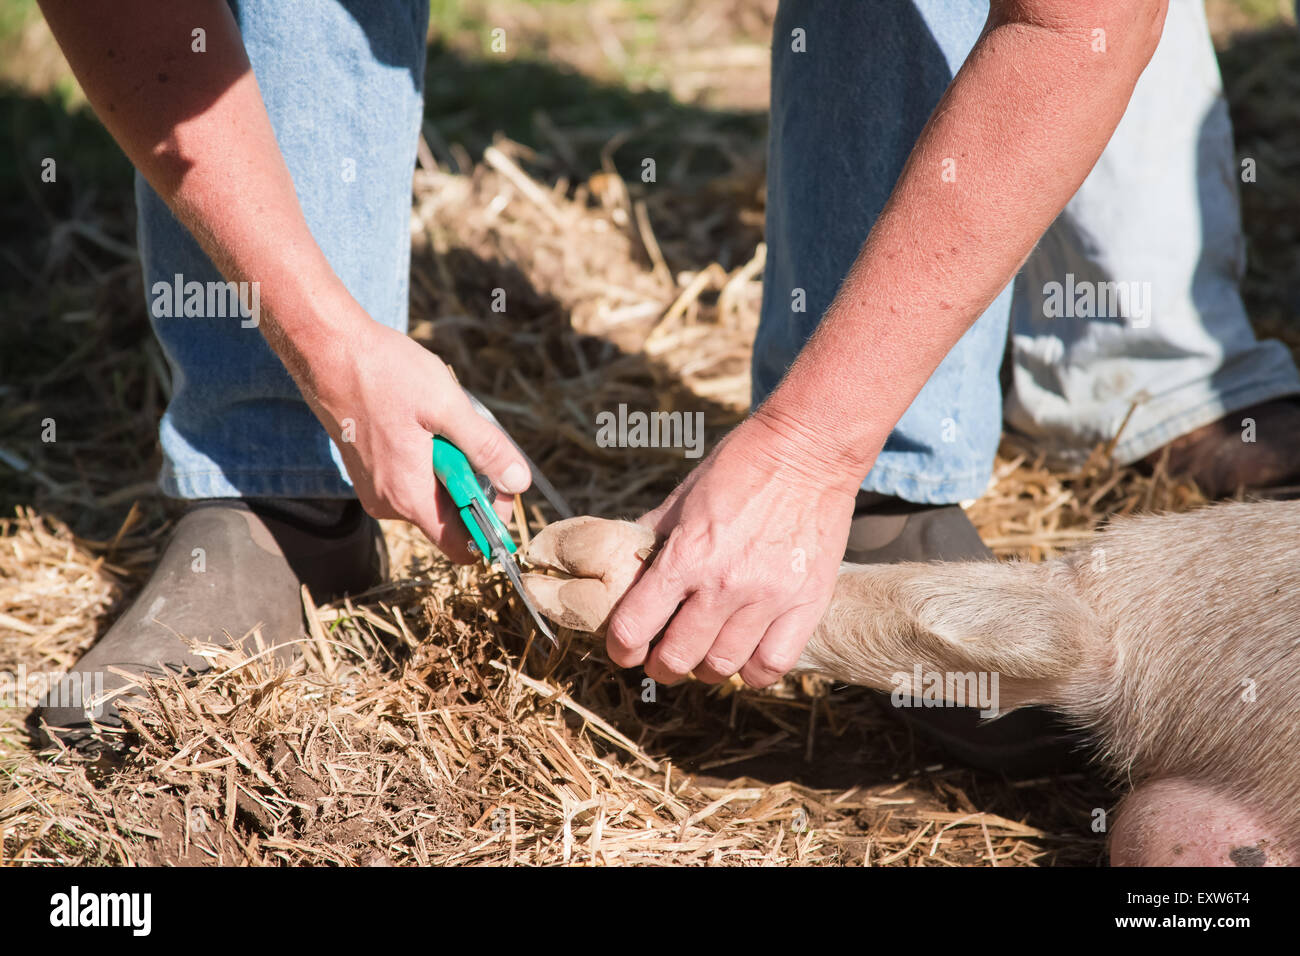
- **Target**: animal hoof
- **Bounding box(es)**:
[521,517,656,633]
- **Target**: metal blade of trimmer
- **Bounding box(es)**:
[496,547,559,647]
[467,497,558,647]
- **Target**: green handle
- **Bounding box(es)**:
[432,435,517,560]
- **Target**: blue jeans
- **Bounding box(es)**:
[754,0,1300,503]
[139,0,429,498]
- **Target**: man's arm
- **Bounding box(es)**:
[755,0,1170,474]
[608,0,1170,688]
[37,0,531,559]
[36,2,330,366]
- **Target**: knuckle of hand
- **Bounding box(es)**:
[606,615,641,655]
[654,648,693,676]
[387,492,416,520]
[751,578,788,605]
[476,429,508,466]
[358,489,392,518]
[753,646,799,677]
[720,565,772,597]
[652,531,683,569]
[656,532,706,588]
[370,476,397,503]
[701,652,741,677]
[717,565,745,592]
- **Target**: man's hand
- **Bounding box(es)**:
[602,0,1169,685]
[605,416,860,688]
[295,307,531,563]
[36,1,532,562]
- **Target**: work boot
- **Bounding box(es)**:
[1141,397,1300,499]
[848,491,1089,778]
[37,498,387,749]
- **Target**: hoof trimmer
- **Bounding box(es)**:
[432,435,558,646]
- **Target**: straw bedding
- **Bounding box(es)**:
[2,0,1297,866]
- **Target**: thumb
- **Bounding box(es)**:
[430,390,532,497]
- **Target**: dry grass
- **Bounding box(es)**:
[2,1,1298,867]
[0,140,1230,870]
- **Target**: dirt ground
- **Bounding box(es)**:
[2,0,1298,866]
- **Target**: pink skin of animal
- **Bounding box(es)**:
[521,503,1300,867]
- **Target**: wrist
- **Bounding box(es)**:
[746,403,879,497]
[257,261,370,381]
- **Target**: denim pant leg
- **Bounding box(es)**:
[139,0,430,499]
[754,0,1007,504]
[1006,0,1300,466]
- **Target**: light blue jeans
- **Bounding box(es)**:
[754,0,1300,503]
[139,0,429,498]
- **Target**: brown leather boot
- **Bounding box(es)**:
[37,499,387,749]
[1141,397,1300,499]
[848,491,1090,777]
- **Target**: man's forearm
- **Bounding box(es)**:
[754,0,1169,487]
[38,1,353,374]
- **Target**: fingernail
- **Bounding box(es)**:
[500,463,530,494]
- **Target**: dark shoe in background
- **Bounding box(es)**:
[1142,397,1300,500]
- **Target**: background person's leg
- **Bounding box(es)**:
[755,0,1008,507]
[139,0,431,500]
[1007,0,1300,471]
[757,0,1083,775]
